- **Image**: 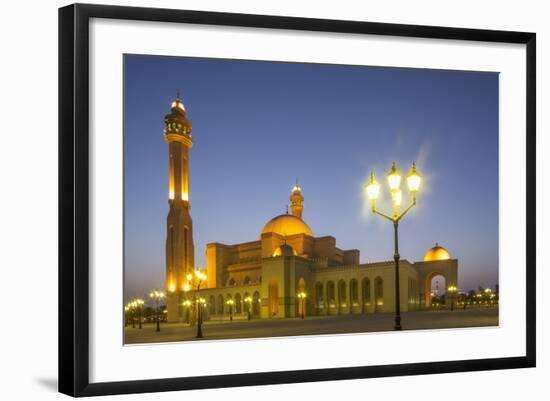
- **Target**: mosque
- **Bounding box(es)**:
[162,95,458,322]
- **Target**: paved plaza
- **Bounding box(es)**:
[124,307,498,344]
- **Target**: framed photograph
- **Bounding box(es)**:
[58,3,536,397]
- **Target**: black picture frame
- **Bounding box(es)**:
[58,3,536,397]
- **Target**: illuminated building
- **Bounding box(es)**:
[163,95,458,322]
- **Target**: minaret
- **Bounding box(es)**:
[289,182,304,219]
[164,92,195,322]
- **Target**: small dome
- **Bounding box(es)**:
[171,98,186,114]
[261,214,313,237]
[272,244,297,257]
[424,243,451,262]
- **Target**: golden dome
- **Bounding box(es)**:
[424,243,451,262]
[261,214,313,237]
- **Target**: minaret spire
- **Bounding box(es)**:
[289,181,304,219]
[164,93,195,323]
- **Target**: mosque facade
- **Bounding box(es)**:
[162,96,458,323]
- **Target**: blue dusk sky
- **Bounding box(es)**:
[124,54,499,299]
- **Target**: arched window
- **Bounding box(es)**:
[228,278,236,286]
[169,226,175,269]
[243,276,251,285]
[183,226,189,263]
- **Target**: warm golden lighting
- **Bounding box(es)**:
[423,243,451,262]
[226,299,235,306]
[365,172,380,200]
[168,281,176,293]
[168,190,175,200]
[244,296,252,303]
[297,291,307,299]
[484,288,492,294]
[261,214,314,237]
[182,299,192,307]
[181,191,189,201]
[186,273,193,281]
[183,282,190,292]
[387,162,401,191]
[194,270,207,281]
[150,289,166,300]
[272,246,297,257]
[392,189,403,206]
[447,285,457,293]
[171,99,186,112]
[406,162,421,193]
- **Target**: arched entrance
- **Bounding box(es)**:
[268,279,279,317]
[426,272,446,307]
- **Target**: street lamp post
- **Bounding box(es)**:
[183,270,207,338]
[365,162,422,331]
[297,291,307,319]
[226,299,235,321]
[244,296,252,320]
[149,289,166,332]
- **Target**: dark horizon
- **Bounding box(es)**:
[124,55,499,300]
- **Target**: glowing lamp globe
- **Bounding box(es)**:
[365,172,380,200]
[392,189,403,206]
[387,162,402,191]
[407,162,421,193]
